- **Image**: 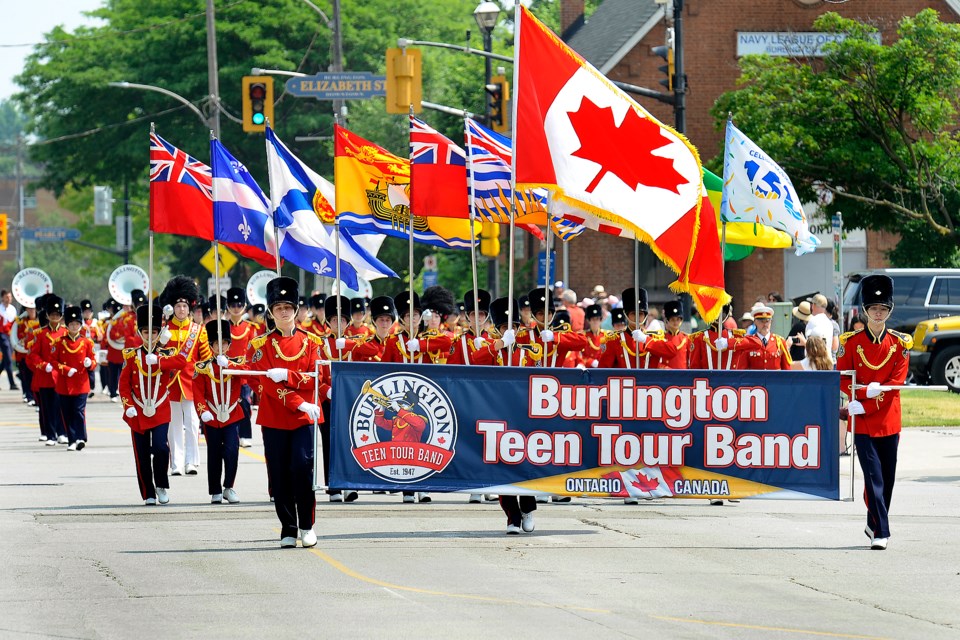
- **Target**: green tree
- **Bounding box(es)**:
[712,9,960,267]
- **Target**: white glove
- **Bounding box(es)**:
[125,407,138,418]
[83,357,92,368]
[715,337,729,351]
[97,311,110,321]
[405,338,421,353]
[326,388,332,400]
[847,400,865,416]
[590,359,599,368]
[200,410,214,423]
[216,354,230,368]
[144,353,158,366]
[266,368,288,383]
[67,368,77,378]
[576,363,587,371]
[501,329,516,348]
[541,329,555,343]
[632,329,647,344]
[335,337,346,350]
[44,363,53,373]
[158,327,172,345]
[298,402,321,422]
[162,304,174,319]
[866,382,890,399]
[389,399,401,412]
[473,337,485,350]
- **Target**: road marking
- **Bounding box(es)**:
[649,615,890,639]
[240,448,266,462]
[305,545,610,613]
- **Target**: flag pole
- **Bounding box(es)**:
[465,117,482,340]
[634,238,641,369]
[266,122,283,277]
[211,132,228,420]
[506,0,522,367]
[407,109,416,363]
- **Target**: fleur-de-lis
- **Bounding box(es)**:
[238,214,252,241]
[312,258,331,275]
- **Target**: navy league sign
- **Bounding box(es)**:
[285,72,386,100]
[329,364,841,501]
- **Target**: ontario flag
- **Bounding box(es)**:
[513,6,728,321]
[409,115,468,218]
[149,133,275,267]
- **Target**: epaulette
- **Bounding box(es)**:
[838,328,863,346]
[888,329,914,350]
[303,331,324,346]
[157,346,176,357]
[731,328,746,336]
[646,329,665,339]
[194,359,213,378]
[229,355,246,366]
[122,347,138,360]
[250,334,269,351]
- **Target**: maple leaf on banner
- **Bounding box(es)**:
[567,98,687,195]
[437,436,446,445]
[631,472,660,493]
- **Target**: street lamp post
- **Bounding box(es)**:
[474,1,500,295]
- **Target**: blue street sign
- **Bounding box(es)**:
[22,227,81,242]
[422,270,439,289]
[536,250,556,287]
[285,72,386,100]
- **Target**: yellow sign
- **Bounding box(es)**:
[199,245,237,277]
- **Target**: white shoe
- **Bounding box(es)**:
[239,438,252,448]
[521,512,535,533]
[328,493,343,502]
[280,536,297,548]
[101,387,109,396]
[300,528,317,548]
[170,468,183,476]
[28,399,36,406]
[468,494,482,504]
[871,537,888,550]
[144,497,157,506]
[506,524,521,535]
[535,496,548,503]
[110,396,119,403]
[551,496,571,503]
[211,493,223,504]
[484,494,497,502]
[38,435,47,442]
[57,435,68,444]
[76,440,85,451]
[728,499,741,503]
[864,525,874,542]
[344,491,358,503]
[223,488,239,503]
[67,442,78,451]
[45,439,57,446]
[185,464,198,475]
[402,493,415,503]
[417,493,431,503]
[624,497,639,505]
[709,499,724,506]
[156,487,169,505]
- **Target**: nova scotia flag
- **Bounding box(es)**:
[265,127,397,287]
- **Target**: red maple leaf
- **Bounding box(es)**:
[631,472,660,492]
[437,436,446,445]
[360,434,369,443]
[567,97,687,194]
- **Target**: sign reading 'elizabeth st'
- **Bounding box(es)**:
[285,72,386,100]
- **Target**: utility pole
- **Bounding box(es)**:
[205,0,221,138]
[479,20,498,295]
[673,0,686,133]
[16,135,24,271]
[331,0,346,121]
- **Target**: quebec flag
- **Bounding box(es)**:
[721,121,820,255]
[265,127,397,287]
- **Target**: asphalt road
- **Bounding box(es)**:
[1,389,958,640]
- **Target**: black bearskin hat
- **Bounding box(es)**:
[421,286,455,318]
[160,275,200,309]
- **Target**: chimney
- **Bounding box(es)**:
[561,0,585,39]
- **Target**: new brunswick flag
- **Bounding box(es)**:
[334,125,478,249]
[513,6,728,321]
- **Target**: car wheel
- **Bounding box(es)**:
[931,345,960,394]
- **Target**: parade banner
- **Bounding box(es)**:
[329,364,840,501]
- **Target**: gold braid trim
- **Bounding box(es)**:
[856,344,897,371]
[272,337,308,362]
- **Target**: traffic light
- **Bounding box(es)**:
[652,44,675,92]
[0,213,8,252]
[486,75,509,134]
[241,76,274,133]
[385,48,422,114]
[479,220,500,258]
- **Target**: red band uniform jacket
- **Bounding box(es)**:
[743,333,792,371]
[247,329,331,429]
[164,316,212,402]
[119,347,188,433]
[836,327,911,437]
[688,328,753,370]
[27,323,67,389]
[52,332,97,395]
[192,357,247,427]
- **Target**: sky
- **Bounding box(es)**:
[1,1,104,102]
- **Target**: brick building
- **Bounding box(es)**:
[556,0,959,314]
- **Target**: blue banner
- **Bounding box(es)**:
[329,364,840,500]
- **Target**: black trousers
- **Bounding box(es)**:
[107,362,122,398]
[855,433,899,539]
[319,399,339,495]
[238,385,253,439]
[99,363,109,392]
[131,424,170,501]
[17,360,34,402]
[204,422,240,495]
[0,334,16,389]
[262,424,315,539]
[59,393,88,444]
[499,495,538,527]
[37,387,65,440]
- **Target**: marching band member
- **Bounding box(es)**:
[658,300,690,369]
[380,292,451,365]
[225,287,259,448]
[120,304,186,506]
[159,276,211,477]
[247,276,329,548]
[353,295,396,362]
[105,297,137,403]
[79,299,104,398]
[837,274,911,550]
[519,287,586,369]
[688,304,754,371]
[579,304,610,369]
[11,303,39,406]
[743,305,792,371]
[52,306,97,451]
[345,297,373,338]
[27,295,68,445]
[193,319,244,505]
[0,289,18,391]
[518,295,535,329]
[599,288,675,370]
[448,289,491,366]
[295,295,310,330]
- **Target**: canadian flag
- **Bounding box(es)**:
[513,6,728,321]
[601,466,684,499]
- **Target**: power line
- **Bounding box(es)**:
[31,104,190,145]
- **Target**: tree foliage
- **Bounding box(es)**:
[713,9,960,266]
